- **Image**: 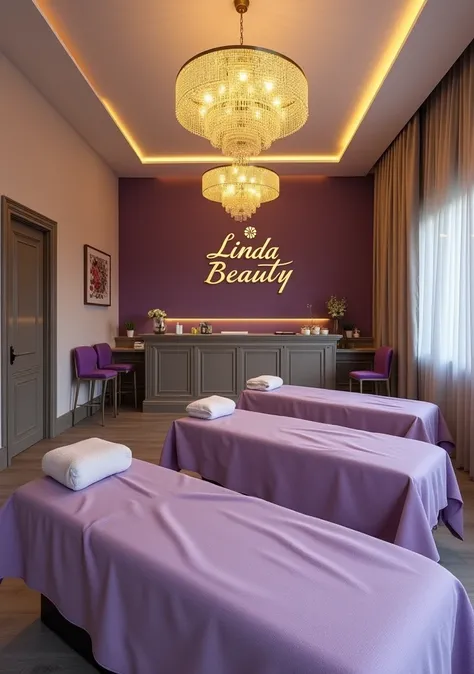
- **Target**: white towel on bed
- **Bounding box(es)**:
[42,438,132,491]
[186,396,236,420]
[246,375,284,391]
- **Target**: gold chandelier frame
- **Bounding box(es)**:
[175,0,309,162]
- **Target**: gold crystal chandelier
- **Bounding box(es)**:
[202,163,279,222]
[175,0,309,162]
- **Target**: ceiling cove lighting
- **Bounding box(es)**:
[202,164,279,222]
[34,0,427,165]
[175,0,309,162]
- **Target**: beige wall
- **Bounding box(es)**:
[0,54,118,426]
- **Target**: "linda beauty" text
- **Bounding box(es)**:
[204,233,293,294]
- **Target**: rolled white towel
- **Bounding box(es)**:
[186,395,236,420]
[246,375,284,391]
[42,438,132,491]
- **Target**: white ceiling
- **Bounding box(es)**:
[0,0,473,177]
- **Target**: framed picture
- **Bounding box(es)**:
[84,245,111,306]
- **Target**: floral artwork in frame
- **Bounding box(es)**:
[84,245,111,306]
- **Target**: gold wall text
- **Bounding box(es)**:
[204,233,293,294]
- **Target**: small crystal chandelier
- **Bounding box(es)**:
[176,0,308,162]
[202,163,279,222]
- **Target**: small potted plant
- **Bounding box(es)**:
[326,295,347,335]
[125,321,135,338]
[343,323,355,339]
[301,325,311,336]
[148,308,167,334]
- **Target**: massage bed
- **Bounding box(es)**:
[0,458,473,674]
[161,409,463,561]
[237,385,455,451]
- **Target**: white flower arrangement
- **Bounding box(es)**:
[147,308,167,319]
[326,295,347,319]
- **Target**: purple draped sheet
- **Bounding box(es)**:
[1,460,473,674]
[161,410,463,561]
[237,385,455,452]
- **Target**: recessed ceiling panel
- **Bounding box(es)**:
[0,0,472,175]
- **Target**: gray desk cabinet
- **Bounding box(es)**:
[240,345,282,384]
[147,344,194,400]
[196,346,239,398]
[283,343,336,388]
[143,334,341,413]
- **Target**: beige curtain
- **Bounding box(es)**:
[421,43,474,211]
[373,115,420,399]
[418,43,474,476]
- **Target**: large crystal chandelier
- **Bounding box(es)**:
[202,164,279,222]
[176,0,308,162]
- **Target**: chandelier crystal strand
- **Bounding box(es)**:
[175,1,308,162]
[202,164,279,222]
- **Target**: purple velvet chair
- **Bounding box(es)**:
[94,343,137,411]
[349,346,394,396]
[72,346,117,427]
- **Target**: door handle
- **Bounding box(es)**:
[10,346,34,365]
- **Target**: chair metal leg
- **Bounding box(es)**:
[386,379,391,396]
[115,373,120,415]
[90,380,96,411]
[349,377,352,392]
[87,381,93,417]
[133,370,137,409]
[101,381,107,426]
[72,379,81,427]
[359,380,363,394]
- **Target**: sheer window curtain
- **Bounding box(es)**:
[419,189,474,475]
[418,44,474,477]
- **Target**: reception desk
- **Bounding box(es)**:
[141,333,341,413]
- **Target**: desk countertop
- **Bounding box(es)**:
[338,347,376,353]
[112,347,144,352]
[113,345,375,353]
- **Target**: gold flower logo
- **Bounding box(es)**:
[244,226,257,239]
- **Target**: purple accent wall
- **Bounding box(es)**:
[119,176,374,335]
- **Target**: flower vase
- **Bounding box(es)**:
[153,317,166,334]
[332,318,340,335]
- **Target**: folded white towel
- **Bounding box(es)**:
[246,375,284,391]
[42,438,132,491]
[186,395,236,420]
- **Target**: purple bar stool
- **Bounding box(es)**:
[94,343,137,411]
[349,346,394,396]
[72,346,118,426]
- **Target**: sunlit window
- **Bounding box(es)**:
[418,187,474,369]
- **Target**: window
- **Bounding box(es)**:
[418,187,474,370]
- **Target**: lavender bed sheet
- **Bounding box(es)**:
[1,459,473,674]
[237,385,455,452]
[161,410,463,561]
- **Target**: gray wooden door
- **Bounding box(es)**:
[7,219,45,457]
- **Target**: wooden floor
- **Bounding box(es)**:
[0,408,473,672]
